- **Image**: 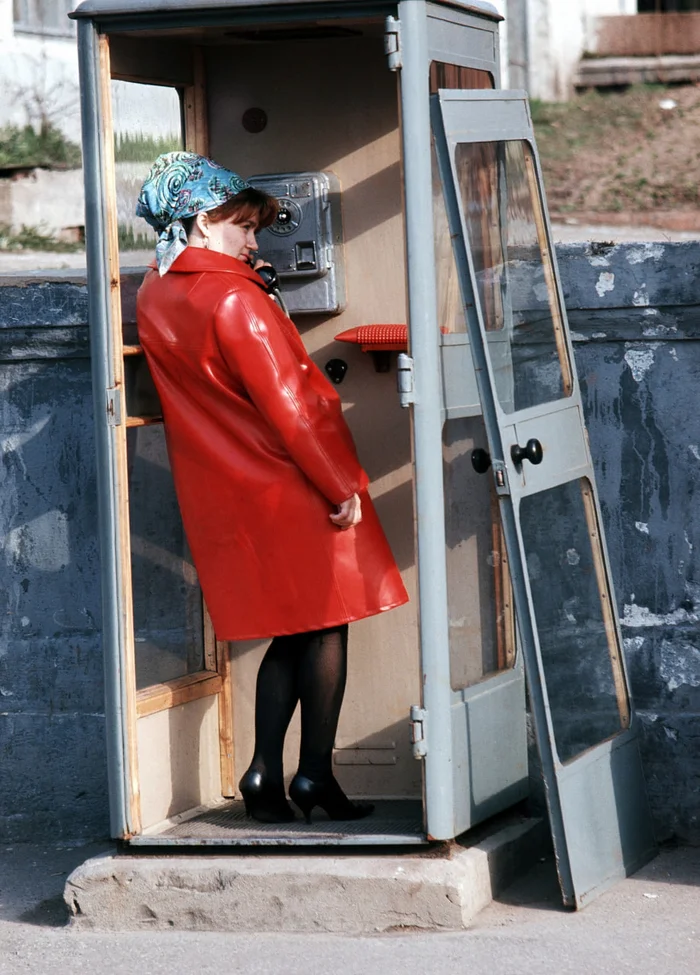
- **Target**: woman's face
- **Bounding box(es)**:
[212,215,259,263]
[196,211,259,263]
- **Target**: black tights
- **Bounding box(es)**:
[248,624,349,786]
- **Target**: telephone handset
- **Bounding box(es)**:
[254,261,289,317]
[254,263,280,294]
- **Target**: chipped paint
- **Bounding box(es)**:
[592,332,607,339]
[590,255,610,267]
[632,288,650,307]
[627,243,665,265]
[621,603,699,627]
[623,344,659,382]
[4,510,70,572]
[595,271,615,297]
[533,281,549,302]
[659,639,700,692]
[565,548,580,565]
[635,522,649,534]
[689,445,700,461]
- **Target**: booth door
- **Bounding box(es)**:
[431,89,656,907]
[98,40,233,837]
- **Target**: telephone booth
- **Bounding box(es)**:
[72,0,656,908]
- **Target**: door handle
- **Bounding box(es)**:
[471,448,492,474]
[510,438,543,467]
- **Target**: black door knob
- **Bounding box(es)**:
[510,438,543,467]
[471,448,492,474]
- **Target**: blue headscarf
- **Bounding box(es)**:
[136,151,250,275]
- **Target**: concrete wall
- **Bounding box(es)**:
[1,243,700,844]
[507,0,638,100]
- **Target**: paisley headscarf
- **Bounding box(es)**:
[136,151,250,275]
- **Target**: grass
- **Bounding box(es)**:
[118,225,155,251]
[114,133,182,163]
[0,124,81,169]
[0,223,83,253]
[532,83,700,214]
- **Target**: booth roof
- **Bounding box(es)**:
[70,0,503,22]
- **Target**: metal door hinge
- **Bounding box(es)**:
[492,459,510,497]
[397,352,415,407]
[410,705,427,759]
[106,387,122,427]
[384,15,402,71]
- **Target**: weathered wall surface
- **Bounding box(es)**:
[0,273,108,841]
[559,241,700,844]
[1,243,699,843]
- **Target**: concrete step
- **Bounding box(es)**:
[64,812,551,933]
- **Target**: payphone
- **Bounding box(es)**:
[73,0,655,909]
[248,171,345,315]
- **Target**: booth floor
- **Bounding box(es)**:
[132,799,426,846]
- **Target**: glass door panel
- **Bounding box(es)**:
[432,88,656,908]
[127,425,205,690]
[455,139,573,413]
[443,416,515,690]
[520,478,629,763]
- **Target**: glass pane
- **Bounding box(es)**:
[429,63,494,335]
[520,478,629,763]
[455,140,573,413]
[433,141,466,334]
[111,80,183,259]
[444,417,515,690]
[127,425,205,689]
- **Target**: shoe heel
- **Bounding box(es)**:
[289,778,316,824]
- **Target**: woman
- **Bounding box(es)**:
[135,152,409,825]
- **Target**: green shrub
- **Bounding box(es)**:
[0,124,82,169]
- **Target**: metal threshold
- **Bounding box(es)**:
[129,798,426,846]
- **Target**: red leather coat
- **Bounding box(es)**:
[136,248,408,640]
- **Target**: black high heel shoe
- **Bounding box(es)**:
[289,773,374,824]
[239,769,296,824]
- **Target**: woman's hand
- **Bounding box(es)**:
[330,493,362,530]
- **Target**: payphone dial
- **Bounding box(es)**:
[248,171,346,316]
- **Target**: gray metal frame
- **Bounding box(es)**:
[76,0,515,847]
[77,18,131,839]
[431,87,657,905]
[71,0,502,22]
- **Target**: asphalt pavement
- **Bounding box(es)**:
[0,840,698,975]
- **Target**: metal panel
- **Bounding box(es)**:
[427,2,500,78]
[399,1,527,843]
[450,670,528,828]
[72,0,502,21]
[397,0,453,841]
[431,88,657,907]
[76,19,130,838]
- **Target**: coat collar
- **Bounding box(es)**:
[165,247,266,287]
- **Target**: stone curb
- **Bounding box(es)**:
[64,816,549,933]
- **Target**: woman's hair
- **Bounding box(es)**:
[182,187,278,237]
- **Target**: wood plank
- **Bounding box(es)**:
[216,634,236,797]
[523,147,573,397]
[184,47,209,154]
[136,672,223,718]
[580,479,630,728]
[123,344,143,356]
[100,34,142,835]
[125,415,163,428]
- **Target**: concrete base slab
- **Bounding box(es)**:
[64,815,550,933]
